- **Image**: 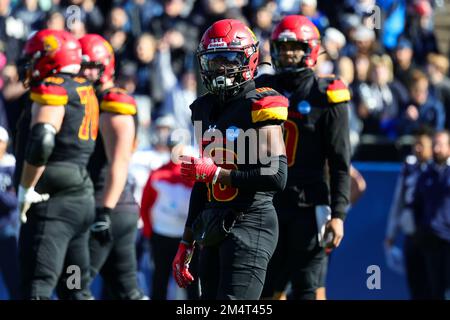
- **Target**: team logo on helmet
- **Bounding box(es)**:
[278,30,298,41]
[43,35,60,55]
[104,40,114,55]
[208,38,228,49]
[301,25,313,38]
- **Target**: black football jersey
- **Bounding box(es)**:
[29,74,99,167]
[256,69,351,217]
[190,81,288,211]
[87,87,138,205]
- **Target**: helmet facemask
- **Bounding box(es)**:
[198,45,257,99]
[271,40,317,74]
[80,58,105,86]
[19,51,55,88]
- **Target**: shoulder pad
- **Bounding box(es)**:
[100,87,137,115]
[251,87,289,123]
[318,76,351,104]
[30,81,68,106]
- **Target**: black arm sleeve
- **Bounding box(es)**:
[230,155,287,192]
[185,182,208,228]
[324,103,351,220]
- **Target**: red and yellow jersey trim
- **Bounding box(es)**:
[100,88,137,115]
[30,84,68,106]
[251,95,289,123]
[326,79,351,104]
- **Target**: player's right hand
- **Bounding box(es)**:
[172,241,195,288]
[179,155,219,183]
[18,185,50,223]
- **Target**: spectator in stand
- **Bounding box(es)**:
[190,0,233,35]
[0,0,25,62]
[400,69,445,135]
[406,0,439,66]
[342,25,379,61]
[140,143,199,300]
[104,6,134,69]
[123,0,163,38]
[355,54,408,138]
[131,33,158,102]
[336,57,364,153]
[316,28,347,76]
[426,53,450,129]
[275,0,301,15]
[0,126,20,300]
[156,38,196,135]
[251,1,276,59]
[64,0,104,34]
[1,63,27,135]
[251,1,276,75]
[300,0,329,34]
[149,0,198,79]
[13,0,45,39]
[412,130,450,300]
[344,0,376,18]
[44,10,65,30]
[393,38,416,90]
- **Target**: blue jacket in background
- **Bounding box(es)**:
[0,153,19,238]
[412,158,450,242]
[400,95,446,135]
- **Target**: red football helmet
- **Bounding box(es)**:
[271,15,321,72]
[22,29,82,86]
[197,19,259,97]
[79,34,115,84]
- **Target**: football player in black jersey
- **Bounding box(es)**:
[257,15,351,300]
[171,19,289,300]
[17,30,98,300]
[77,34,145,300]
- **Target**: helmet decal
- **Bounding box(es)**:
[43,35,60,56]
[278,30,298,41]
[208,38,228,49]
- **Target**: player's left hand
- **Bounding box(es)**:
[91,207,114,245]
[179,155,219,183]
[172,241,195,288]
[324,217,344,248]
[18,185,50,223]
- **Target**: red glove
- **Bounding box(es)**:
[172,241,195,288]
[180,155,219,183]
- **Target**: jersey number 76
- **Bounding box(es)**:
[76,86,99,141]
